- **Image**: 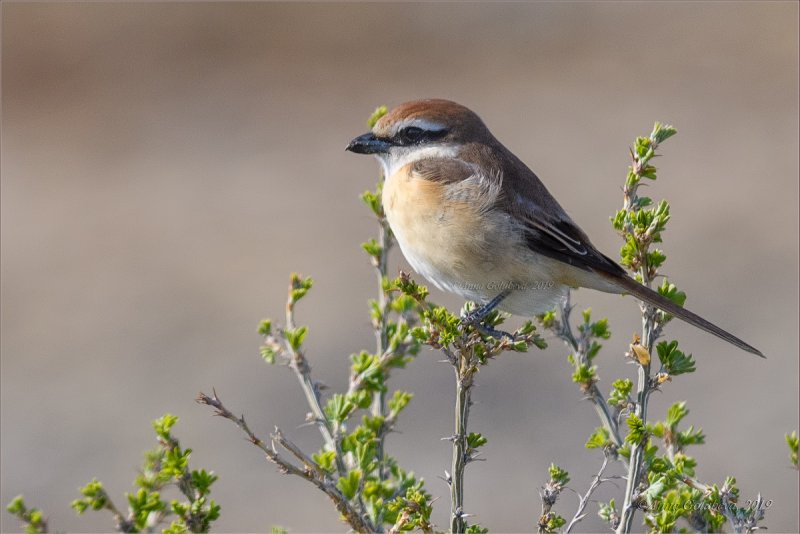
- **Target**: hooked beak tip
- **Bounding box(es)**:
[346,132,390,155]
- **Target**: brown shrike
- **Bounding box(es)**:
[346,99,763,357]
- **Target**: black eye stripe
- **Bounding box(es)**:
[396,126,448,145]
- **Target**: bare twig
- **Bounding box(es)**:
[196,390,373,533]
[96,488,134,533]
[565,452,611,533]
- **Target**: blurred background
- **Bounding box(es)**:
[2,2,797,532]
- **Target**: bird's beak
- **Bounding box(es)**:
[346,132,392,155]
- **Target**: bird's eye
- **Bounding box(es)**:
[400,126,425,144]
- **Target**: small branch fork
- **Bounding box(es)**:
[564,452,612,533]
[553,294,623,449]
[196,390,373,533]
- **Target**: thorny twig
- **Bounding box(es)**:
[196,390,373,533]
[449,346,475,534]
[565,452,612,533]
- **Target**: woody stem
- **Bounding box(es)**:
[449,353,473,534]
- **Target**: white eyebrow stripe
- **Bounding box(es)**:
[391,117,447,136]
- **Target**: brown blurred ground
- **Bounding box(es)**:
[1,2,797,533]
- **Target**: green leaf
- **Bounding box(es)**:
[284,326,309,351]
[392,274,429,302]
[647,249,667,270]
[6,496,47,534]
[260,343,278,364]
[164,519,189,534]
[537,309,557,329]
[649,421,666,439]
[353,439,377,472]
[6,496,25,515]
[649,457,670,474]
[388,390,413,418]
[657,279,687,310]
[665,402,689,428]
[625,414,647,445]
[467,432,488,450]
[361,239,383,259]
[787,431,799,467]
[571,362,596,387]
[362,414,384,435]
[590,318,611,339]
[611,209,627,231]
[367,106,388,128]
[539,512,566,533]
[608,378,633,408]
[324,394,355,424]
[349,389,372,410]
[336,469,362,500]
[642,476,668,509]
[598,498,617,525]
[257,319,272,336]
[619,234,639,268]
[162,445,191,478]
[548,463,570,486]
[656,340,695,376]
[511,339,529,352]
[289,273,314,303]
[350,351,376,374]
[651,122,677,145]
[191,469,218,496]
[127,488,165,530]
[586,427,611,449]
[676,425,706,448]
[72,479,108,514]
[312,450,337,474]
[360,187,383,217]
[153,414,179,441]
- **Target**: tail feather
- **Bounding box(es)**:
[601,272,764,358]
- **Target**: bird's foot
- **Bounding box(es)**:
[471,322,517,342]
[459,291,516,341]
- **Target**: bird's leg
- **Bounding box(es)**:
[459,289,516,340]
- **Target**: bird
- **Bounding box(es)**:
[346,99,763,357]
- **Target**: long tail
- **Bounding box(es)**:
[601,272,764,357]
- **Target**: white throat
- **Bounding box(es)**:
[375,144,460,179]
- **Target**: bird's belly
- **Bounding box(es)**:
[383,171,568,314]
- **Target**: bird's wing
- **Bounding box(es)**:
[411,157,478,184]
[413,155,625,276]
[412,157,503,213]
[510,192,627,277]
